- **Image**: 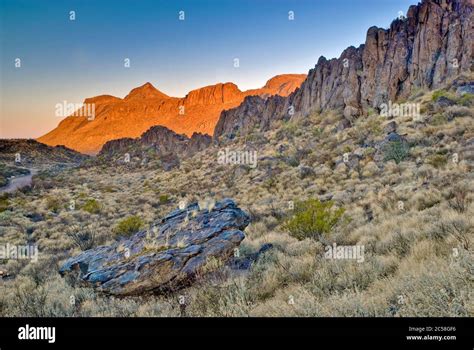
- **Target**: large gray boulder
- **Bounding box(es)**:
[59,199,250,296]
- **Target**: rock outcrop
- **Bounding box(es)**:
[214,0,473,141]
[59,199,250,296]
[38,75,306,154]
[99,125,212,161]
[214,95,287,142]
[0,139,88,166]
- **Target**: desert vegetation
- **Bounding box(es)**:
[0,82,472,317]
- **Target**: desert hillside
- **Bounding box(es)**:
[1,79,473,316]
[0,0,472,318]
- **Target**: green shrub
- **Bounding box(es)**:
[114,216,144,237]
[432,89,453,101]
[284,199,345,241]
[383,141,410,164]
[159,194,170,204]
[458,93,474,107]
[430,113,447,125]
[367,118,382,136]
[364,147,376,158]
[82,199,101,214]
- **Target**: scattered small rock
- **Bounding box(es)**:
[319,193,334,202]
[337,118,352,132]
[434,96,456,108]
[277,144,289,154]
[363,204,374,222]
[455,83,474,96]
[384,121,397,134]
[343,105,359,119]
[385,132,403,143]
[25,212,43,222]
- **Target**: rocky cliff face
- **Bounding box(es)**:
[37,75,305,154]
[185,83,243,106]
[214,0,473,141]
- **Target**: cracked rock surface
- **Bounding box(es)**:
[59,199,250,296]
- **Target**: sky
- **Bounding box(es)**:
[1,0,416,138]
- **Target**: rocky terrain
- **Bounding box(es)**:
[214,0,473,141]
[0,139,88,190]
[37,74,306,154]
[98,126,212,166]
[0,0,472,317]
[0,139,88,166]
[0,166,30,188]
[1,76,472,316]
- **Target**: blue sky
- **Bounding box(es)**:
[1,0,416,138]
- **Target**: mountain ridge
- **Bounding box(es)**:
[37,74,306,154]
[214,0,473,141]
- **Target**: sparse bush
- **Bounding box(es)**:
[284,199,345,241]
[11,278,49,317]
[413,190,442,211]
[280,149,303,168]
[114,216,144,237]
[436,219,472,250]
[159,194,170,204]
[102,185,116,193]
[366,118,383,136]
[430,113,447,125]
[383,141,409,164]
[0,175,7,187]
[45,196,62,213]
[427,154,447,169]
[432,89,454,101]
[0,196,9,212]
[67,225,97,251]
[263,176,278,192]
[448,188,469,213]
[445,105,472,120]
[457,93,474,106]
[277,120,299,139]
[82,198,101,214]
